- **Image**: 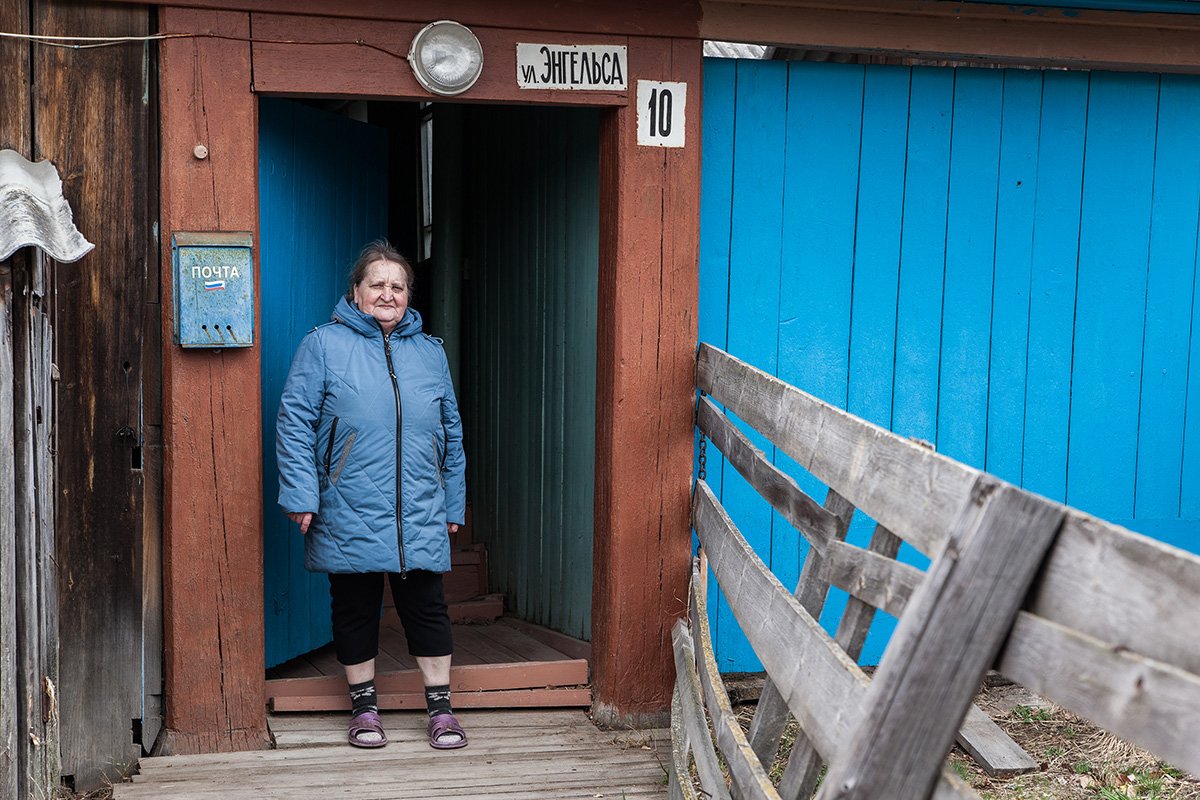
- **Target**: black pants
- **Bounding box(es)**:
[328,570,453,665]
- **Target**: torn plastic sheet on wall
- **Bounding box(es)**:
[0,148,93,263]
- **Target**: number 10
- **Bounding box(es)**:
[647,87,673,138]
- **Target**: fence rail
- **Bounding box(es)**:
[671,343,1200,800]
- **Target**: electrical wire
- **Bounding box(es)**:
[0,29,406,59]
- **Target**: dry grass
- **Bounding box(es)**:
[725,677,1200,800]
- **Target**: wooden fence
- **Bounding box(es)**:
[1,251,59,800]
[669,343,1200,800]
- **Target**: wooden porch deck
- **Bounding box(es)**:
[266,616,593,711]
[113,710,671,799]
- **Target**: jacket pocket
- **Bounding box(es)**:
[330,430,357,486]
[433,434,445,488]
[323,417,341,477]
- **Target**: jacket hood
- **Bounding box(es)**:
[331,295,424,338]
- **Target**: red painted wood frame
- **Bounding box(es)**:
[159,6,701,752]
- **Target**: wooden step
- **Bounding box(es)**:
[381,543,490,606]
[265,618,590,711]
[449,593,503,622]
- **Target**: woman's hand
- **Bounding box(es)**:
[287,511,313,534]
[448,523,459,534]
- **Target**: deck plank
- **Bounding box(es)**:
[114,710,667,800]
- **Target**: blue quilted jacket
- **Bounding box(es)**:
[276,297,466,574]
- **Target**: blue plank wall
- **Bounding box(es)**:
[700,59,1200,672]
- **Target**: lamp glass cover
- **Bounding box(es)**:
[409,21,483,96]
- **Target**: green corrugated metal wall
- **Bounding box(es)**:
[455,105,600,641]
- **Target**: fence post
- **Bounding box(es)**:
[816,478,1064,800]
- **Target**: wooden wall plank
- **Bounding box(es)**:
[1184,231,1200,519]
[12,253,55,799]
[719,58,787,672]
[0,6,27,796]
[0,263,19,800]
[938,68,1002,467]
[1068,72,1159,520]
[777,61,861,423]
[1022,70,1088,503]
[0,0,29,154]
[846,65,908,432]
[591,36,700,724]
[33,1,153,786]
[158,5,268,755]
[985,70,1042,486]
[563,108,601,637]
[892,66,952,448]
[698,0,1200,73]
[107,0,702,36]
[1134,75,1200,520]
[697,55,736,661]
[542,109,566,632]
[773,60,865,665]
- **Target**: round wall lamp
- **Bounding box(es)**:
[407,20,484,96]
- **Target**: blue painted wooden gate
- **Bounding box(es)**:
[701,58,1200,671]
[259,98,389,668]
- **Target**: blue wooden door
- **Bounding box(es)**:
[259,98,388,668]
[701,59,1200,671]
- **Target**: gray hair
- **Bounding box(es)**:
[345,239,415,300]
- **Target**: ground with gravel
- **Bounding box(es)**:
[727,674,1199,800]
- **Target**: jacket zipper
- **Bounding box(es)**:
[382,333,407,576]
[323,417,340,476]
[433,434,445,488]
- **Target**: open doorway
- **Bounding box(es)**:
[257,97,600,710]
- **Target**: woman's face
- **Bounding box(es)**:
[353,259,409,333]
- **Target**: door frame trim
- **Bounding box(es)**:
[158,4,700,751]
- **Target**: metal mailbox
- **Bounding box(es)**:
[172,231,254,348]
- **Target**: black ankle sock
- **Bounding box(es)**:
[349,679,378,716]
[424,684,452,718]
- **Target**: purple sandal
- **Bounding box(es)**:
[427,712,468,750]
[348,710,388,748]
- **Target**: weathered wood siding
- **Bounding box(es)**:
[38,2,158,788]
[0,4,32,796]
[0,0,159,794]
[701,57,1200,670]
[458,105,600,642]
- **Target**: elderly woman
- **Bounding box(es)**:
[276,240,468,750]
